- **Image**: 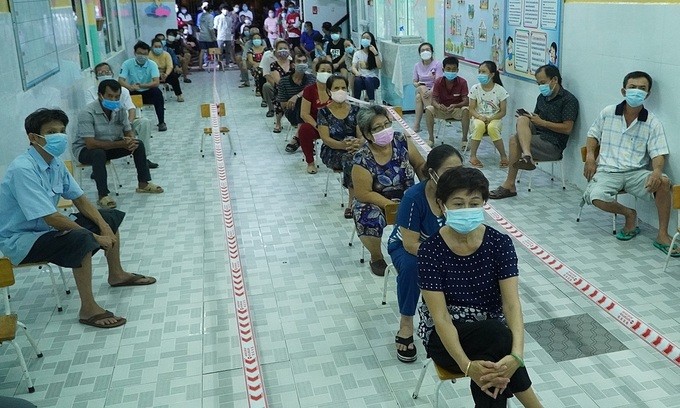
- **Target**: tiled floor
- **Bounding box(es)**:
[1,69,679,408]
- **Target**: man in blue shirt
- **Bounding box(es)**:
[299,21,320,56]
[118,41,167,131]
[0,109,157,329]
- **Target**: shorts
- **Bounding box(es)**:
[426,105,465,121]
[199,41,217,50]
[20,209,125,268]
[584,169,669,204]
[529,133,564,161]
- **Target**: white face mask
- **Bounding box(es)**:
[420,50,432,60]
[316,72,332,83]
[331,89,348,103]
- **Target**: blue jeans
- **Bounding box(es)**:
[389,245,419,316]
[353,76,380,101]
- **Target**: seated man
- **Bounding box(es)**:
[489,64,579,199]
[274,52,315,134]
[73,79,164,209]
[424,56,470,147]
[149,38,185,102]
[87,62,158,169]
[583,71,676,256]
[118,41,167,132]
[165,29,193,83]
[0,109,157,329]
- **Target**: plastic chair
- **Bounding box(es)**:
[324,169,346,209]
[0,258,43,393]
[75,160,121,196]
[520,159,566,192]
[412,357,465,407]
[663,185,680,272]
[200,103,235,157]
[11,262,70,312]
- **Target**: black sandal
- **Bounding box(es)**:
[395,334,417,363]
[513,155,536,171]
[285,139,299,153]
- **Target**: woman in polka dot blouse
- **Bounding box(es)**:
[417,167,542,407]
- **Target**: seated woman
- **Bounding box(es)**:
[418,167,543,408]
[317,75,363,213]
[247,33,269,99]
[149,38,184,102]
[263,39,294,117]
[343,39,356,94]
[286,60,333,163]
[352,105,425,277]
[352,32,381,103]
[468,60,509,168]
[412,42,443,133]
[387,145,463,363]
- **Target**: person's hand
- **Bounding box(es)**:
[583,159,597,181]
[174,66,182,74]
[124,137,139,152]
[483,355,520,392]
[160,73,167,81]
[468,360,510,398]
[131,84,140,91]
[528,114,544,127]
[645,171,664,192]
[99,223,116,240]
[424,89,432,99]
[368,45,378,55]
[94,234,116,250]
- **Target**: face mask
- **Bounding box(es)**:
[538,82,553,97]
[243,5,248,11]
[294,63,308,73]
[36,133,68,157]
[233,7,239,12]
[167,35,176,42]
[443,71,457,81]
[252,39,262,46]
[244,31,251,37]
[477,74,490,85]
[180,8,187,13]
[101,98,121,111]
[268,12,274,18]
[330,89,348,103]
[288,7,294,13]
[135,55,148,65]
[360,38,371,48]
[372,127,394,147]
[221,10,227,15]
[152,47,163,55]
[97,74,113,82]
[444,207,484,234]
[331,33,341,41]
[420,50,432,60]
[345,46,354,54]
[625,88,647,108]
[316,72,332,83]
[276,49,290,58]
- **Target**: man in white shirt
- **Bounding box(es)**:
[87,63,157,169]
[214,4,235,68]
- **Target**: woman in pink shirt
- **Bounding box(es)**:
[263,9,278,46]
[412,42,443,133]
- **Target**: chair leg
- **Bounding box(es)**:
[360,246,365,264]
[9,340,36,393]
[57,266,70,295]
[348,227,356,247]
[612,213,617,235]
[663,232,679,273]
[225,131,236,156]
[324,171,331,198]
[16,321,42,358]
[108,162,121,196]
[434,379,445,408]
[382,264,393,305]
[560,160,566,190]
[576,198,585,222]
[338,177,345,208]
[412,357,432,399]
[44,265,63,312]
[201,133,206,158]
[527,168,533,192]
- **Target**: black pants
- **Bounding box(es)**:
[426,320,532,408]
[78,142,151,197]
[163,71,182,96]
[130,88,165,125]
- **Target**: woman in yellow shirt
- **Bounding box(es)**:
[150,38,185,102]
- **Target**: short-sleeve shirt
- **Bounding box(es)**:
[85,85,135,112]
[468,83,509,116]
[352,50,379,78]
[587,101,669,173]
[119,58,160,91]
[0,148,84,265]
[148,51,173,74]
[417,226,518,344]
[214,14,233,41]
[533,86,579,150]
[301,83,332,122]
[276,74,316,102]
[247,46,267,63]
[326,40,346,65]
[387,181,444,252]
[197,13,216,42]
[286,12,301,37]
[300,29,319,52]
[264,17,279,38]
[413,60,443,89]
[72,100,132,160]
[270,60,294,79]
[432,76,468,107]
[259,50,276,75]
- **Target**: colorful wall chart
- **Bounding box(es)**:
[504,0,562,80]
[444,0,505,68]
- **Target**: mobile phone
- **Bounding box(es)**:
[516,108,531,116]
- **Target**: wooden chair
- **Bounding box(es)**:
[576,146,637,234]
[663,185,680,272]
[0,258,43,393]
[207,47,222,70]
[200,103,235,157]
[412,357,465,407]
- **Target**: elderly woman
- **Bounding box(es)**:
[412,42,443,133]
[352,105,425,277]
[262,39,294,117]
[418,167,543,408]
[317,75,363,213]
[387,145,463,363]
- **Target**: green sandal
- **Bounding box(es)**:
[653,241,680,258]
[615,226,640,241]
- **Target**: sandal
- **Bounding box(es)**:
[395,334,417,363]
[461,140,468,151]
[110,273,157,287]
[273,127,282,134]
[285,139,299,152]
[469,157,484,168]
[136,182,164,194]
[653,241,680,258]
[489,186,517,200]
[79,310,126,329]
[260,101,267,107]
[513,155,536,171]
[499,158,509,168]
[616,226,640,241]
[306,164,317,174]
[343,208,353,219]
[98,195,117,209]
[369,259,388,277]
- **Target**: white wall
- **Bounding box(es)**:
[301,0,349,35]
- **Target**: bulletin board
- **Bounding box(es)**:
[9,0,60,90]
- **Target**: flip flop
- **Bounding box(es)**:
[513,155,536,171]
[110,273,157,287]
[499,158,509,168]
[98,196,117,209]
[343,208,353,219]
[653,241,680,257]
[616,226,640,241]
[469,157,484,168]
[79,310,126,329]
[395,334,417,363]
[136,183,164,194]
[489,186,517,200]
[273,127,282,133]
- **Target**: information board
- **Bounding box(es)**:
[10,0,61,90]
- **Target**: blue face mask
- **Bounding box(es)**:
[252,39,262,46]
[345,46,354,54]
[36,133,68,157]
[477,74,490,85]
[101,98,121,111]
[538,82,553,97]
[625,88,647,108]
[331,33,340,41]
[444,207,485,234]
[288,7,294,13]
[443,71,457,81]
[161,40,166,47]
[360,38,371,48]
[135,55,148,65]
[152,47,163,55]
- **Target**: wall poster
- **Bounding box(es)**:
[444,0,505,69]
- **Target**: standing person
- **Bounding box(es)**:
[284,2,301,50]
[197,3,217,68]
[177,5,194,35]
[424,56,470,147]
[264,9,278,47]
[149,38,184,102]
[214,4,235,69]
[352,31,382,103]
[467,60,509,168]
[326,27,346,75]
[412,42,443,133]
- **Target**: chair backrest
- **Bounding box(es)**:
[580,145,600,163]
[131,94,143,109]
[673,185,680,210]
[0,258,15,288]
[63,160,74,176]
[200,103,226,118]
[208,47,221,56]
[385,202,399,225]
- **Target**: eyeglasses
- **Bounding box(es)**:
[370,121,392,133]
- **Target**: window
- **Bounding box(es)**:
[396,0,418,36]
[130,0,141,40]
[94,0,123,55]
[71,0,90,70]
